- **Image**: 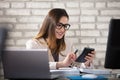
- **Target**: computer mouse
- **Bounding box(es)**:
[82,74,97,79]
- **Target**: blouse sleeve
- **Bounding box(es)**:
[26,39,43,49]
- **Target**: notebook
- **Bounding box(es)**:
[1,49,59,79]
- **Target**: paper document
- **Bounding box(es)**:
[50,67,112,77]
[50,67,80,76]
[79,68,112,74]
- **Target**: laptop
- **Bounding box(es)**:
[1,49,59,79]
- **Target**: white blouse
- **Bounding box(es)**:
[26,38,94,69]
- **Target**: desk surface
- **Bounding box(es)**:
[0,74,120,80]
[52,68,120,80]
[0,68,120,80]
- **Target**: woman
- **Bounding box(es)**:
[26,8,96,69]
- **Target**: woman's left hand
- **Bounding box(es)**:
[84,51,96,67]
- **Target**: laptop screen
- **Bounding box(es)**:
[2,49,51,79]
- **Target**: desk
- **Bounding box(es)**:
[66,75,119,80]
[0,74,119,80]
[0,69,120,80]
[56,74,120,80]
[51,68,120,80]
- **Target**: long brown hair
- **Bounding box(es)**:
[34,8,69,54]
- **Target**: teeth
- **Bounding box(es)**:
[58,33,62,35]
[57,32,61,34]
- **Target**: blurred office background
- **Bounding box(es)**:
[0,0,120,79]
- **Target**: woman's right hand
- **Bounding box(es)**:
[63,53,76,66]
[56,52,76,69]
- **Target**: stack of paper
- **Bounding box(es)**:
[50,67,112,77]
[50,67,80,76]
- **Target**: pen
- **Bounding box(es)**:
[74,49,78,54]
[69,49,78,68]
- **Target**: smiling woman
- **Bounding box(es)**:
[55,16,70,39]
[25,8,96,70]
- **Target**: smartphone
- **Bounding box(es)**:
[75,47,95,62]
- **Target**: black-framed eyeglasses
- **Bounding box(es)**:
[56,23,70,30]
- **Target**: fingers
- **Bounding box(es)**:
[85,56,93,63]
[85,51,96,62]
[63,52,78,67]
[91,51,96,55]
[88,53,95,58]
[67,53,76,65]
[70,53,77,61]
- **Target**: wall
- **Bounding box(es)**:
[0,0,120,79]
